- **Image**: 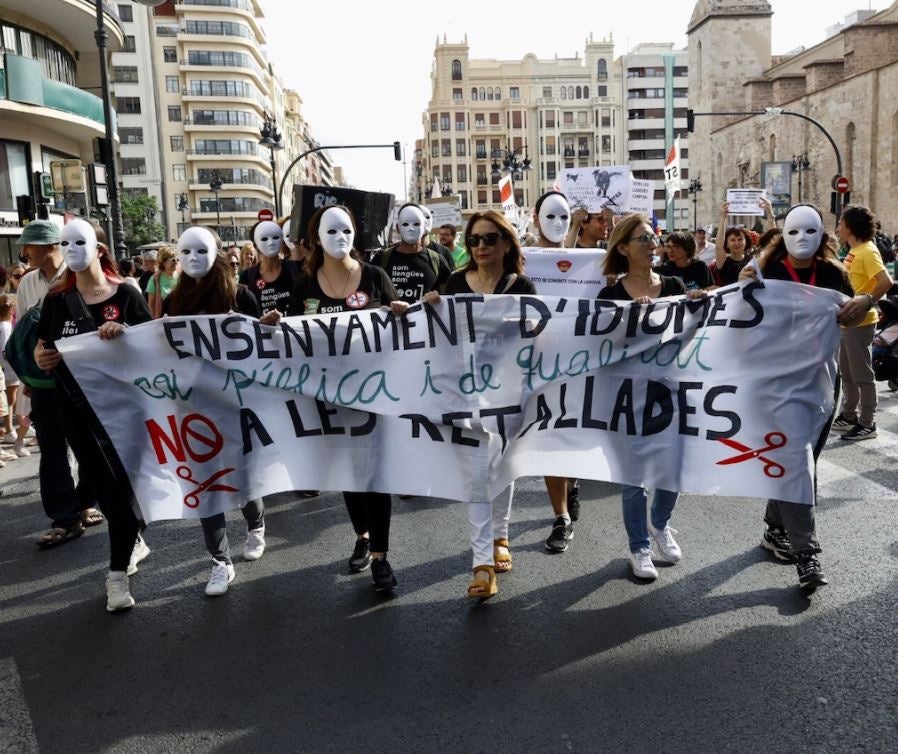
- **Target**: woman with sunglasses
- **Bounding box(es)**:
[7,264,26,294]
[598,214,689,581]
[424,210,533,598]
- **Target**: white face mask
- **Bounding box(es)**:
[253,221,283,258]
[177,226,218,279]
[537,194,571,244]
[420,206,434,234]
[397,206,425,245]
[282,219,296,252]
[60,219,99,273]
[783,206,824,260]
[318,207,354,259]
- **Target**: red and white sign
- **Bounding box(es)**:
[257,208,274,222]
[498,175,516,222]
[835,176,850,194]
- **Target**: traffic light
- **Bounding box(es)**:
[393,141,402,161]
[687,109,695,133]
[16,195,34,226]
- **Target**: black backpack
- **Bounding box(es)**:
[875,233,894,264]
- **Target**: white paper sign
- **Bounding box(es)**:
[57,282,843,523]
[726,188,767,216]
[626,179,654,216]
[424,200,462,228]
[522,247,607,297]
[560,166,632,213]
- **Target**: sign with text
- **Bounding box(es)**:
[423,198,462,229]
[726,188,768,217]
[58,283,842,523]
[522,247,607,298]
[499,175,516,222]
[290,185,394,250]
[560,166,632,213]
[626,179,654,216]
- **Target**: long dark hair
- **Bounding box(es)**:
[166,228,237,315]
[760,204,844,273]
[461,210,524,275]
[303,205,363,277]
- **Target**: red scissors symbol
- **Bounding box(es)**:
[716,432,787,478]
[177,465,238,508]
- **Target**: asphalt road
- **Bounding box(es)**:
[1,388,897,753]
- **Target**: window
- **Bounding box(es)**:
[455,113,465,131]
[440,113,450,131]
[441,140,451,157]
[560,87,567,100]
[452,88,462,101]
[583,86,589,99]
[487,87,494,101]
[478,190,487,205]
[115,96,141,114]
[601,109,611,127]
[598,85,608,97]
[475,140,486,159]
[602,135,612,152]
[120,158,146,175]
[431,142,439,158]
[168,106,182,122]
[495,88,501,99]
[545,136,556,155]
[112,66,138,83]
[442,166,452,184]
[118,4,133,22]
[567,86,574,99]
[0,140,30,211]
[489,112,500,126]
[543,86,552,99]
[119,126,143,144]
[190,109,259,127]
[170,136,184,152]
[430,114,438,132]
[474,113,485,126]
[451,59,462,81]
[459,192,468,210]
[512,111,522,129]
[457,165,467,183]
[479,87,485,100]
[545,111,556,128]
[576,86,582,99]
[578,111,589,126]
[172,164,186,182]
[165,75,179,92]
[471,87,478,100]
[163,46,176,63]
[456,139,466,157]
[510,86,520,100]
[123,35,136,52]
[476,168,487,184]
[197,168,271,189]
[597,59,608,80]
[563,111,573,126]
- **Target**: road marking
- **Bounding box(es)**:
[0,657,38,753]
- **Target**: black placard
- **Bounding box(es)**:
[290,185,395,251]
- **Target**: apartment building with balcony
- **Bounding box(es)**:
[0,0,124,263]
[619,43,690,230]
[416,34,624,219]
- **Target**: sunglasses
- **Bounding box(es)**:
[229,261,240,268]
[629,233,658,245]
[466,232,504,248]
[11,273,23,279]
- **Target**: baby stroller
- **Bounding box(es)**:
[872,295,898,391]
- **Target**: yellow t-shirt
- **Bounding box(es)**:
[843,240,886,327]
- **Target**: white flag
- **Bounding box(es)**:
[431,178,441,199]
[664,137,681,201]
[499,175,517,222]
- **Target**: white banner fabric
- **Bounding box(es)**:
[57,281,843,523]
[560,166,631,213]
[521,247,607,298]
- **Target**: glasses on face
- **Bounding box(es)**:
[466,232,504,248]
[229,261,240,268]
[11,273,23,279]
[629,233,658,246]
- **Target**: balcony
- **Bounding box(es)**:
[4,0,124,52]
[180,58,267,89]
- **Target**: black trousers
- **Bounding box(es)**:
[343,492,391,553]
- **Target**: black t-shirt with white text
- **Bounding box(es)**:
[239,260,302,314]
[658,259,713,291]
[375,246,451,304]
[37,284,152,342]
[287,263,398,315]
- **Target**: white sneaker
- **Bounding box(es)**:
[628,548,658,580]
[0,450,17,462]
[649,523,682,563]
[243,524,265,561]
[105,571,135,612]
[12,441,30,457]
[126,535,151,576]
[205,560,235,596]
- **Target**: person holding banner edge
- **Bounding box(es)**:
[281,205,410,593]
[239,220,302,315]
[740,203,871,590]
[164,225,268,597]
[424,209,536,598]
[34,218,153,612]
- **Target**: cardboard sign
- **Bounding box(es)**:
[560,166,631,213]
[626,179,654,216]
[424,199,462,229]
[726,188,767,216]
[290,185,395,250]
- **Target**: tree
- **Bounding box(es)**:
[121,194,166,249]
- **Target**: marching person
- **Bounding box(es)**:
[164,226,267,596]
[419,204,456,270]
[741,203,871,590]
[281,205,410,593]
[146,246,179,319]
[424,210,536,599]
[239,220,302,315]
[34,219,152,612]
[659,231,713,291]
[565,206,612,249]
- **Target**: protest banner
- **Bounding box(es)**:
[560,166,631,213]
[499,175,516,222]
[665,137,682,200]
[726,188,768,216]
[423,198,462,229]
[290,185,394,250]
[522,248,606,297]
[57,282,843,523]
[626,179,654,216]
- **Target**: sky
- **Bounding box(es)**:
[261,0,890,200]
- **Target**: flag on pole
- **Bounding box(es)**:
[498,175,517,222]
[664,136,681,201]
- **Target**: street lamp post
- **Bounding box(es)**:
[259,113,284,218]
[209,174,223,238]
[490,144,532,182]
[791,153,811,204]
[688,178,703,228]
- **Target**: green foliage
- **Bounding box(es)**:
[121,194,166,248]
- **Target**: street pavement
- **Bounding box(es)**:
[1,387,897,753]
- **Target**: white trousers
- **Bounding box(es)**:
[467,484,515,568]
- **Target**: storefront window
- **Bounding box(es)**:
[0,140,30,211]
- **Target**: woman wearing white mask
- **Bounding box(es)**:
[164,226,266,597]
[741,204,869,591]
[531,191,580,553]
[239,220,302,315]
[33,218,153,612]
[281,206,409,593]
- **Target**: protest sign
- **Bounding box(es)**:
[423,199,462,229]
[522,248,606,297]
[57,282,843,523]
[290,185,394,250]
[726,188,767,216]
[665,137,682,200]
[560,166,631,213]
[626,179,654,216]
[499,175,516,222]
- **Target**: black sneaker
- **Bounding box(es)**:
[760,526,795,562]
[348,537,372,573]
[795,552,829,592]
[830,413,855,432]
[545,516,574,553]
[842,423,877,441]
[567,480,581,522]
[371,557,397,592]
[298,490,320,498]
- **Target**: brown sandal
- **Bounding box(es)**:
[81,508,105,527]
[37,521,85,549]
[467,565,497,600]
[493,538,513,574]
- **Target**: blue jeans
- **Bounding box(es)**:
[621,485,679,553]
